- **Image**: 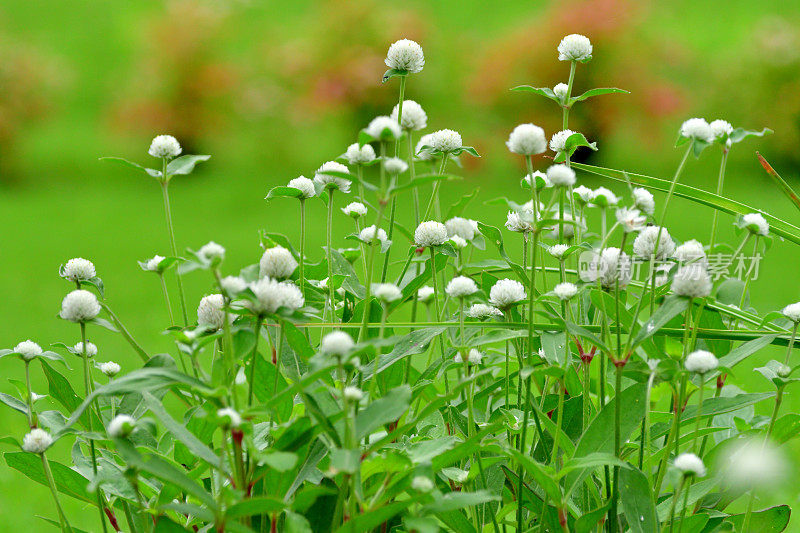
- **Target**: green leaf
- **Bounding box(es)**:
[633,296,688,346]
[680,392,773,422]
[5,452,94,504]
[445,187,479,220]
[166,154,210,176]
[553,132,598,163]
[355,385,411,439]
[619,465,658,533]
[388,173,462,195]
[570,87,629,103]
[99,156,161,178]
[423,490,500,513]
[477,222,529,285]
[730,128,772,145]
[359,328,446,380]
[0,393,28,417]
[226,496,286,518]
[506,448,561,503]
[334,498,420,533]
[510,85,559,103]
[382,68,407,83]
[265,185,305,201]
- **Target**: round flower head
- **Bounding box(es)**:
[505,210,533,233]
[287,176,316,199]
[553,83,569,101]
[249,278,304,314]
[198,241,225,264]
[197,294,226,330]
[14,340,42,361]
[61,258,96,282]
[524,170,550,190]
[720,439,786,490]
[143,255,165,272]
[342,202,367,219]
[314,161,351,193]
[741,213,769,236]
[680,118,714,143]
[548,244,570,259]
[384,157,408,175]
[344,143,376,166]
[391,100,427,131]
[411,476,434,492]
[506,123,547,155]
[217,407,242,429]
[450,236,468,249]
[489,278,527,309]
[321,330,355,356]
[343,386,363,402]
[415,134,436,161]
[557,34,592,62]
[580,248,632,289]
[591,187,619,207]
[633,226,676,260]
[259,246,298,279]
[672,265,712,298]
[221,276,247,296]
[466,303,503,319]
[445,217,479,241]
[373,283,402,303]
[446,276,478,298]
[782,302,800,322]
[674,453,706,477]
[553,282,578,301]
[108,414,137,438]
[573,185,594,206]
[685,350,719,374]
[613,207,645,233]
[674,239,707,265]
[385,39,425,74]
[60,289,101,322]
[709,119,733,140]
[429,129,462,153]
[22,428,53,454]
[632,187,655,215]
[99,361,121,377]
[359,225,389,246]
[467,349,483,364]
[414,221,448,247]
[148,134,182,159]
[365,116,402,142]
[417,286,435,303]
[546,164,576,187]
[549,129,576,153]
[74,341,98,357]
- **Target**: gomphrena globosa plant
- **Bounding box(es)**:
[3,34,799,533]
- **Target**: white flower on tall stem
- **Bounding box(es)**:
[615,207,646,233]
[365,116,402,142]
[108,415,137,438]
[445,217,479,241]
[342,202,367,219]
[384,157,408,175]
[548,244,570,259]
[580,248,632,289]
[343,386,364,402]
[359,225,390,247]
[591,187,618,207]
[287,176,316,198]
[74,341,97,357]
[489,278,526,309]
[505,210,533,233]
[142,255,166,272]
[259,246,298,279]
[22,428,53,454]
[524,171,550,190]
[741,213,769,236]
[314,161,351,193]
[60,290,101,322]
[680,118,714,143]
[553,282,578,301]
[415,134,436,161]
[685,350,718,374]
[632,187,655,215]
[321,331,355,356]
[709,119,733,140]
[98,361,121,377]
[391,100,427,131]
[385,39,425,73]
[417,286,435,303]
[506,124,547,155]
[221,276,247,297]
[14,340,42,361]
[674,239,707,265]
[414,221,448,247]
[573,185,594,206]
[782,302,800,322]
[428,129,462,153]
[248,278,304,314]
[373,283,402,303]
[197,294,226,331]
[546,164,576,187]
[61,258,96,282]
[672,265,712,298]
[446,276,478,298]
[553,83,569,102]
[198,241,225,264]
[674,453,706,477]
[216,408,242,429]
[549,129,576,153]
[344,144,376,166]
[148,135,182,159]
[557,34,593,62]
[466,303,502,319]
[633,226,676,260]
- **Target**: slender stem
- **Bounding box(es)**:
[299,199,306,300]
[326,190,336,323]
[358,200,388,340]
[407,133,419,226]
[691,381,705,453]
[709,149,729,251]
[42,453,72,532]
[422,155,449,221]
[24,362,34,428]
[562,61,576,130]
[369,306,389,399]
[666,476,686,533]
[160,173,188,325]
[247,316,264,407]
[158,273,175,326]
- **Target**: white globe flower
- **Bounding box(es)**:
[549,129,576,153]
[632,187,655,215]
[429,129,462,153]
[314,161,351,193]
[22,428,53,454]
[720,439,786,490]
[61,258,96,281]
[548,244,570,259]
[415,134,436,161]
[546,164,576,187]
[359,225,389,246]
[489,278,527,309]
[672,265,712,298]
[709,119,733,139]
[384,157,408,175]
[580,248,632,289]
[14,340,42,362]
[60,290,101,322]
[344,143,376,166]
[449,236,467,249]
[143,255,165,272]
[614,207,646,233]
[685,350,719,374]
[417,286,435,302]
[373,283,402,303]
[108,414,137,438]
[680,118,714,143]
[467,349,484,364]
[506,123,547,155]
[553,83,569,101]
[197,294,226,330]
[391,100,427,131]
[445,217,479,241]
[221,276,247,296]
[343,386,364,402]
[741,213,769,236]
[217,407,242,429]
[446,276,478,298]
[98,361,121,377]
[287,176,316,198]
[674,453,706,477]
[259,246,298,279]
[674,239,707,265]
[342,202,367,219]
[411,476,434,492]
[74,341,98,357]
[249,278,304,314]
[524,171,550,190]
[591,187,619,207]
[385,39,425,74]
[321,331,355,356]
[633,226,676,260]
[148,134,182,159]
[198,241,225,264]
[573,185,594,205]
[782,302,800,322]
[414,221,448,247]
[466,303,502,319]
[505,210,533,233]
[557,34,593,62]
[365,116,402,141]
[553,282,578,301]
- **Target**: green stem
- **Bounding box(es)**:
[42,453,72,532]
[160,173,188,325]
[247,316,264,407]
[326,190,336,324]
[358,200,388,341]
[24,362,35,428]
[709,149,729,251]
[666,476,686,533]
[80,323,108,533]
[562,61,576,130]
[158,273,175,326]
[691,381,705,453]
[422,155,449,221]
[299,199,306,300]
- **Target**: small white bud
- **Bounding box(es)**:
[22,428,53,454]
[506,124,547,155]
[14,340,42,362]
[685,350,719,374]
[321,331,355,356]
[287,176,316,198]
[217,407,242,429]
[107,415,137,438]
[259,246,298,279]
[674,453,706,477]
[446,276,478,298]
[98,361,121,377]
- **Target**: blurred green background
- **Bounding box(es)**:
[2,0,800,530]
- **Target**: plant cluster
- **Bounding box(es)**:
[2,34,797,533]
